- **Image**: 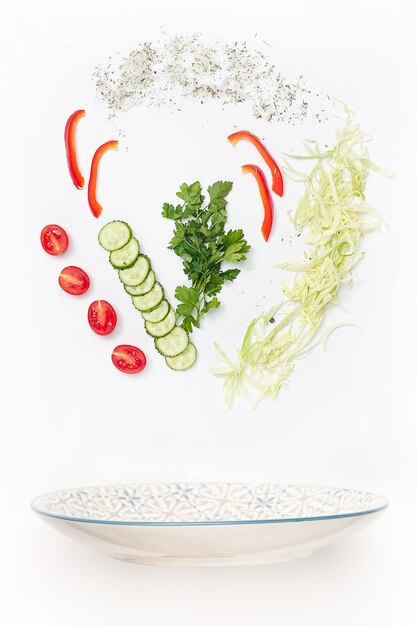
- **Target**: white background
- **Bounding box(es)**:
[1,0,416,624]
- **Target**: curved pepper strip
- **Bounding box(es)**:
[228,130,284,197]
[87,140,119,218]
[242,164,274,241]
[64,109,86,189]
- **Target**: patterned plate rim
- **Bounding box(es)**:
[31,482,388,527]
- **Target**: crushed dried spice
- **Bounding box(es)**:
[94,34,331,124]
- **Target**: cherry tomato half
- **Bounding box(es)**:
[111,345,147,374]
[40,224,69,255]
[59,266,90,295]
[88,300,117,336]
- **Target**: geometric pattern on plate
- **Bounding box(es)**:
[32,483,387,524]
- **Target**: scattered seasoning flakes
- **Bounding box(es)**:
[94,34,331,124]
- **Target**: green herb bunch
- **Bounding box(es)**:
[162,181,250,333]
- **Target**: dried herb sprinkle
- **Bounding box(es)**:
[94,34,331,124]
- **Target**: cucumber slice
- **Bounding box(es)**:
[98,220,132,251]
[132,282,164,312]
[155,326,189,357]
[119,255,150,287]
[145,308,176,338]
[166,343,197,370]
[124,270,156,296]
[109,237,140,269]
[141,299,170,323]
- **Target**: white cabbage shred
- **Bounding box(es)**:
[212,111,390,407]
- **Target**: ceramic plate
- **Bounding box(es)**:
[32,482,387,566]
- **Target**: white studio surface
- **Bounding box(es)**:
[1,0,416,625]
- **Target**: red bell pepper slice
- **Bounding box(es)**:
[64,109,86,189]
[242,164,274,241]
[87,140,119,218]
[228,130,284,197]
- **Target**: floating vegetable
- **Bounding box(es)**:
[88,300,117,335]
[98,220,197,370]
[242,164,274,241]
[111,344,147,374]
[64,109,86,189]
[40,224,69,256]
[88,140,118,218]
[213,112,390,407]
[59,266,90,295]
[162,181,250,333]
[228,130,284,196]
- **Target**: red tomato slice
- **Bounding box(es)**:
[88,300,117,335]
[41,224,69,255]
[59,266,90,295]
[111,345,147,374]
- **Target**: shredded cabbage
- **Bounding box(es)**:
[212,110,391,407]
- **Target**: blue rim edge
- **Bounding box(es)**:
[31,502,389,528]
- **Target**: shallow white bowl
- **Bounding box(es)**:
[32,483,387,566]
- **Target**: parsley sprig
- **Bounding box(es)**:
[162,181,250,333]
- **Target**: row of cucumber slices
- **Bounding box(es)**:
[98,220,197,370]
